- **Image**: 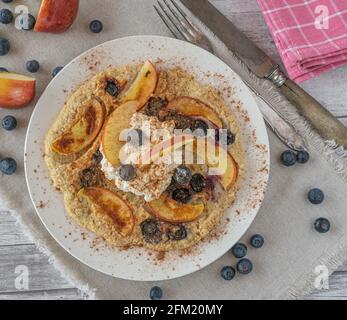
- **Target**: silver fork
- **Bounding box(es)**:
[154,0,307,151]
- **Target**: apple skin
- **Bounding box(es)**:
[0,73,36,109]
[34,0,79,33]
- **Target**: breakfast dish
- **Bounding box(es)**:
[45,60,244,251]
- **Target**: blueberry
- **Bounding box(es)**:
[0,8,13,24]
[19,14,36,30]
[231,243,247,258]
[168,225,187,241]
[26,60,40,73]
[314,218,331,234]
[221,266,236,281]
[190,173,206,193]
[2,0,13,3]
[250,234,264,249]
[191,120,209,137]
[0,67,8,72]
[126,129,143,146]
[2,115,17,131]
[173,166,192,185]
[141,219,163,244]
[297,150,310,164]
[0,158,17,175]
[172,188,191,204]
[0,37,10,56]
[308,188,324,205]
[281,150,297,167]
[52,66,64,77]
[119,165,136,181]
[237,259,253,275]
[89,20,103,33]
[105,80,121,97]
[149,286,163,300]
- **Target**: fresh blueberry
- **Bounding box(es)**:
[314,218,331,234]
[0,8,13,24]
[231,243,247,258]
[216,129,236,146]
[281,150,297,167]
[221,266,236,281]
[19,13,36,30]
[0,67,8,72]
[149,286,163,300]
[89,20,103,33]
[172,188,192,204]
[173,166,192,185]
[0,158,17,175]
[26,60,40,73]
[2,115,17,131]
[191,119,209,137]
[297,150,310,164]
[119,165,136,181]
[308,188,325,205]
[52,66,64,77]
[141,219,163,244]
[0,37,10,56]
[250,234,264,249]
[190,173,206,193]
[2,0,13,3]
[237,259,253,275]
[167,225,187,241]
[126,129,143,146]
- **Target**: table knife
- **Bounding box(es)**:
[180,0,347,148]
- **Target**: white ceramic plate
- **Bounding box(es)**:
[24,36,270,281]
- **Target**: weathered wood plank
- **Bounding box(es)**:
[0,288,82,300]
[0,212,32,246]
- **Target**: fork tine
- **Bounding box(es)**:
[154,4,180,39]
[169,0,201,34]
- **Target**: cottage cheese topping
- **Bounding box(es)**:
[101,113,177,202]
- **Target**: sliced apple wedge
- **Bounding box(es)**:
[0,73,36,109]
[166,97,223,128]
[102,101,139,167]
[196,138,238,190]
[121,60,158,109]
[147,195,205,223]
[34,0,79,33]
[52,98,105,155]
[78,187,134,237]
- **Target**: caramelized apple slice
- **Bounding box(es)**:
[52,98,105,155]
[78,187,134,237]
[147,195,205,223]
[0,73,36,109]
[122,60,158,109]
[34,0,79,33]
[166,97,223,128]
[102,101,140,167]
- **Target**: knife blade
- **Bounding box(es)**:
[180,0,347,148]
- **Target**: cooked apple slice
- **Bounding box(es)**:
[196,139,238,190]
[52,98,105,155]
[166,97,223,128]
[78,187,134,237]
[147,194,205,223]
[0,73,35,109]
[122,60,158,109]
[140,134,195,164]
[102,101,139,167]
[34,0,79,33]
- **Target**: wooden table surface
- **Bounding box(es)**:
[1,0,347,300]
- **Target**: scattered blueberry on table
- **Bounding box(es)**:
[237,259,253,275]
[26,59,40,73]
[221,266,236,281]
[150,286,163,300]
[314,218,331,234]
[0,67,8,72]
[297,150,310,164]
[0,8,13,24]
[0,37,10,56]
[250,234,264,249]
[281,150,297,166]
[2,0,13,3]
[308,188,325,205]
[52,66,64,77]
[0,158,17,175]
[89,20,103,33]
[19,13,36,30]
[2,115,17,131]
[231,243,247,258]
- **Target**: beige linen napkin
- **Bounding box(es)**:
[1,0,347,299]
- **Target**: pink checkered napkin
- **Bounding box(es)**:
[257,0,347,83]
